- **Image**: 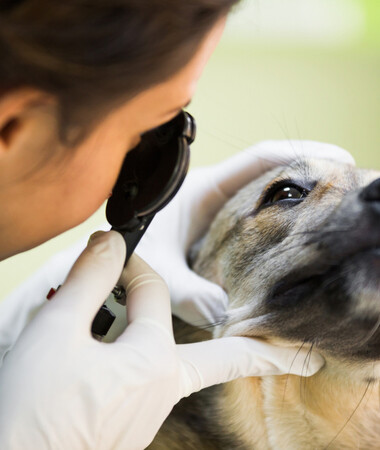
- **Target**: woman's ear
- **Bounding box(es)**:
[0,88,51,156]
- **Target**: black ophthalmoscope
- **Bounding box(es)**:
[91,111,196,339]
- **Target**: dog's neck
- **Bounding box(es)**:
[220,360,380,449]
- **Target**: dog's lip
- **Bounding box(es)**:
[270,246,380,301]
[270,258,335,300]
[270,269,324,301]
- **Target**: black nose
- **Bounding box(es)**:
[360,178,380,213]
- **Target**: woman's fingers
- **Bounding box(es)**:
[177,336,325,397]
[117,254,173,338]
[49,231,126,331]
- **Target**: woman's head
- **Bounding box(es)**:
[0,0,238,259]
[0,0,239,137]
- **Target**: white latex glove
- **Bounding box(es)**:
[0,231,324,450]
[136,140,355,325]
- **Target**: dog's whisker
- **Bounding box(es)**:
[282,341,306,413]
[290,227,353,238]
[304,344,314,400]
[300,343,313,404]
[200,125,253,148]
[324,381,371,449]
[199,128,246,151]
[263,242,311,260]
[198,319,225,331]
[357,314,380,347]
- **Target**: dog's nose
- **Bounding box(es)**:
[360,178,380,213]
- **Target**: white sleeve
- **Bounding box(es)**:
[0,237,88,366]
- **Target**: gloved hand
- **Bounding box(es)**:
[0,231,324,450]
[136,140,356,325]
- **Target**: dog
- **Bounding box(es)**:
[148,157,380,449]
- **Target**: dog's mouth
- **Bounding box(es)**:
[269,246,380,305]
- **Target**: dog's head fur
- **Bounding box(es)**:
[150,157,380,450]
[192,158,380,371]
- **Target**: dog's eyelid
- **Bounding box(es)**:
[254,178,317,212]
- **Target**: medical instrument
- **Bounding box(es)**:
[92,110,196,338]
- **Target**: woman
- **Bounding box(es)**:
[0,1,354,448]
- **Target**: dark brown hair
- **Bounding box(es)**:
[0,0,240,141]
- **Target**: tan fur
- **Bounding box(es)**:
[150,159,380,450]
[219,365,380,449]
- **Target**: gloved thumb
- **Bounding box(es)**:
[50,231,126,330]
[171,267,229,327]
[177,336,325,397]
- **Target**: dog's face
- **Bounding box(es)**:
[193,159,380,364]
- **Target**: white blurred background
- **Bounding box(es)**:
[226,0,366,46]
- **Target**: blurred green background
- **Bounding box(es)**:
[1,0,379,301]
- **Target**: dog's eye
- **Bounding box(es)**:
[268,185,308,204]
[257,179,314,211]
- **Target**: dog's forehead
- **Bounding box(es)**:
[255,158,377,195]
[279,158,358,187]
[232,159,348,207]
[221,158,380,229]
